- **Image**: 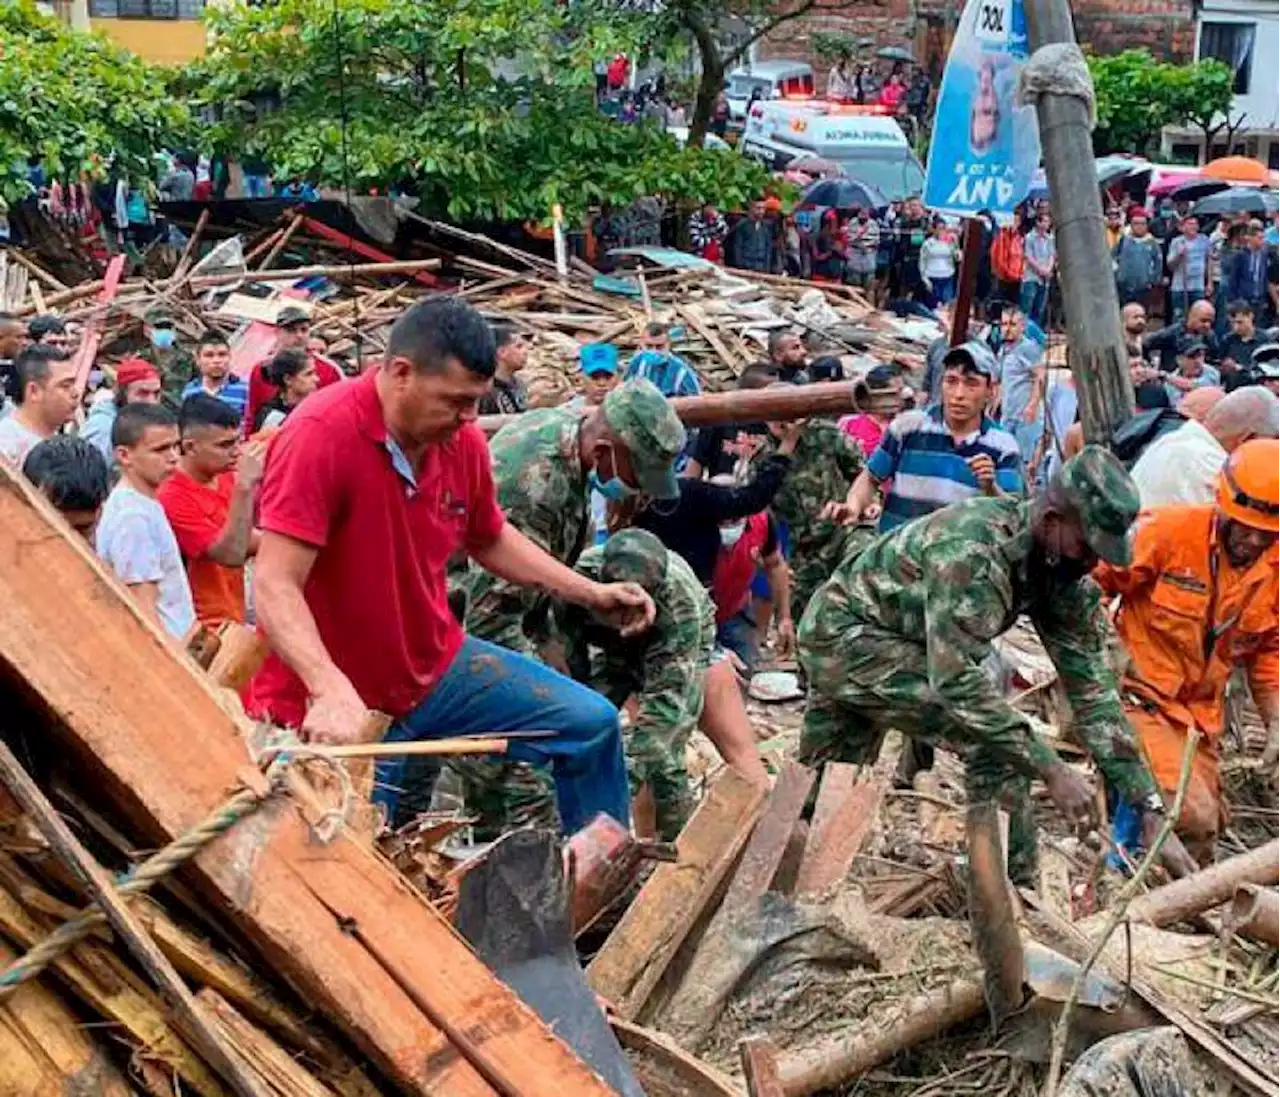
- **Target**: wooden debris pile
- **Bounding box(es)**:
[3,206,943,403]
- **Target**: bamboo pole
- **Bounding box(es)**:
[1230,885,1279,947]
[257,212,305,271]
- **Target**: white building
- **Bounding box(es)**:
[1162,0,1278,168]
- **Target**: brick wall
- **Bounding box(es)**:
[757,0,1196,93]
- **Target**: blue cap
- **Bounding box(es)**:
[580,343,618,377]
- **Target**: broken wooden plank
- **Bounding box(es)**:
[0,463,616,1097]
[794,764,884,899]
[0,739,271,1097]
[676,303,741,374]
[207,622,269,692]
[198,989,340,1097]
[588,768,766,1019]
[0,863,231,1097]
[723,761,815,908]
[609,1017,742,1097]
[0,937,133,1097]
[740,1034,786,1097]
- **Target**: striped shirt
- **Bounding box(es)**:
[181,377,250,424]
[867,405,1024,532]
[624,351,702,398]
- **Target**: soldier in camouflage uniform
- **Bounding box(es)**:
[797,446,1192,884]
[443,379,687,834]
[558,530,715,840]
[139,306,196,412]
[747,402,874,623]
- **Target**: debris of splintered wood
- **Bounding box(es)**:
[588,768,768,1020]
[793,762,884,900]
[0,462,621,1096]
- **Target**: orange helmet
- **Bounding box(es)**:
[1217,438,1280,533]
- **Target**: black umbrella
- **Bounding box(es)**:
[801,178,889,211]
[1166,179,1229,204]
[1192,186,1278,217]
[877,45,916,63]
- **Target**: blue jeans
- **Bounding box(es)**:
[372,636,630,833]
[1019,280,1049,327]
[243,174,272,199]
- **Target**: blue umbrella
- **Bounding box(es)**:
[1192,187,1278,217]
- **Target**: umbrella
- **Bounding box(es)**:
[1200,155,1270,186]
[1191,186,1279,217]
[1095,155,1150,188]
[876,45,916,63]
[1165,179,1229,204]
[785,155,843,178]
[800,178,889,211]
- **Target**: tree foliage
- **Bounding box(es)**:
[1087,50,1235,157]
[0,0,190,203]
[188,0,769,222]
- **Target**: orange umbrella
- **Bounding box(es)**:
[1200,156,1270,186]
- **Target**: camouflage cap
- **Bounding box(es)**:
[143,305,175,326]
[1059,444,1140,566]
[602,379,687,501]
[600,528,669,592]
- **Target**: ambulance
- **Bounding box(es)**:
[739,99,925,201]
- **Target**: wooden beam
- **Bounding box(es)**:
[722,761,815,908]
[0,740,272,1097]
[793,764,883,899]
[740,1035,786,1097]
[0,462,616,1097]
[298,217,439,286]
[480,381,860,436]
[187,258,441,291]
[588,768,766,1019]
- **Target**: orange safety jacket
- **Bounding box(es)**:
[1093,504,1278,742]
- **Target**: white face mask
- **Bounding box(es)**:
[719,522,746,548]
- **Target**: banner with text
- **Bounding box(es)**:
[923,0,1040,220]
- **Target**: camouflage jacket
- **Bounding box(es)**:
[799,495,1158,805]
[463,405,590,653]
[558,546,714,743]
[750,420,864,554]
[140,346,196,411]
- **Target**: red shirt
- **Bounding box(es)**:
[157,468,246,627]
[244,353,343,438]
[246,370,505,726]
[711,512,771,625]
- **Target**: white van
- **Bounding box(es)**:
[725,62,815,122]
[739,100,925,201]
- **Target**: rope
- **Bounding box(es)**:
[1016,43,1097,131]
[0,732,355,995]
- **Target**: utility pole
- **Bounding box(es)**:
[1024,0,1133,444]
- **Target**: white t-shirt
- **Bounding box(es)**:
[1130,419,1226,508]
[96,481,196,639]
[0,413,45,468]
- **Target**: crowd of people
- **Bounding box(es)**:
[0,205,1275,881]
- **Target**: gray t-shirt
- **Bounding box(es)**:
[96,481,196,639]
[0,413,45,467]
[997,336,1044,422]
[1022,231,1056,285]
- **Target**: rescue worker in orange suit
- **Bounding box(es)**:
[1094,438,1279,863]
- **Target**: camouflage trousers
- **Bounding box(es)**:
[789,525,878,625]
[440,693,699,843]
[798,625,1038,885]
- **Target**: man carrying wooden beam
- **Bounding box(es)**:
[796,446,1197,885]
[246,298,657,835]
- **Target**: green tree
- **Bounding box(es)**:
[188,0,769,222]
[0,1,190,203]
[1086,50,1234,158]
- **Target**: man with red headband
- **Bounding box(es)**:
[1095,438,1279,862]
[82,358,163,466]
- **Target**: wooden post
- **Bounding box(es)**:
[1024,0,1134,443]
[949,217,984,347]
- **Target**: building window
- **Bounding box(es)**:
[1199,21,1255,95]
[90,0,203,16]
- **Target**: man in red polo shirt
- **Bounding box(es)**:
[158,394,263,627]
[244,306,343,434]
[248,298,653,832]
